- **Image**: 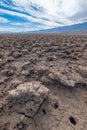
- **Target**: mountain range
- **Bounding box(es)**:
[29,22,87,33]
[0,22,87,34]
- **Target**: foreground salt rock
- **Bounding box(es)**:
[7,81,49,118]
[48,64,87,87]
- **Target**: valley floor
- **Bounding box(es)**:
[0,34,87,130]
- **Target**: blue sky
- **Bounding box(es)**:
[0,0,87,32]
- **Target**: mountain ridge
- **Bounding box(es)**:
[0,22,87,34]
[29,22,87,33]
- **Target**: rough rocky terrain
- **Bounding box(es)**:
[0,34,87,130]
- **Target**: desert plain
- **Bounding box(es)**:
[0,34,87,130]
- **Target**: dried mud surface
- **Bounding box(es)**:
[0,34,87,130]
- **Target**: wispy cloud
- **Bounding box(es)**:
[0,16,9,23]
[10,22,23,26]
[0,0,87,32]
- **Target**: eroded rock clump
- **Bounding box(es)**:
[7,81,49,118]
[0,81,49,130]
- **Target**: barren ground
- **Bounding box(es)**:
[0,34,87,130]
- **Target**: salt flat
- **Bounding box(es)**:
[0,34,87,130]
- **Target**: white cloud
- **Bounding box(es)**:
[0,24,54,32]
[10,22,23,26]
[0,17,9,23]
[11,0,87,22]
[0,0,87,31]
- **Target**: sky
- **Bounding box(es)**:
[0,0,87,32]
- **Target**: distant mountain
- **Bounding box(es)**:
[29,22,87,33]
[0,22,87,34]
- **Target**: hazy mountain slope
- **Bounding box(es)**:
[29,22,87,33]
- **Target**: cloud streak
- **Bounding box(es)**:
[0,16,9,23]
[0,0,87,32]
